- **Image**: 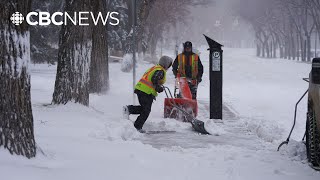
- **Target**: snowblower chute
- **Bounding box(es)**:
[163,77,209,135]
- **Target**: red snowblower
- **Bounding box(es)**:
[164,76,198,120]
[163,76,210,134]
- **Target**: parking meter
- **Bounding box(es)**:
[204,35,223,120]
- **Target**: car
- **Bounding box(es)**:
[306,58,320,170]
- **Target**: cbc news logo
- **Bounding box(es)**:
[11,12,24,25]
[10,11,120,26]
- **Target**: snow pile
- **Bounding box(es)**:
[90,119,142,141]
[121,54,133,72]
[145,117,192,132]
[241,117,284,142]
[203,119,226,136]
[279,140,308,162]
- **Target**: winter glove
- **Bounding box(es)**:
[155,85,164,93]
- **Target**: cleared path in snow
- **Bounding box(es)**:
[138,101,265,150]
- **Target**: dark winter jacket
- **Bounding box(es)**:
[172,52,204,82]
[151,70,165,92]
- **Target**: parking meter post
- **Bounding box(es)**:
[204,35,223,120]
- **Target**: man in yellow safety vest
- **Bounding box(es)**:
[172,41,204,99]
[123,56,173,132]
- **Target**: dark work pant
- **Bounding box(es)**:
[128,91,154,130]
[188,82,198,100]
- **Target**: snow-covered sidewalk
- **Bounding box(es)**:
[1,48,319,180]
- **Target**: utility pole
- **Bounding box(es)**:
[132,0,137,104]
[174,20,178,56]
[160,38,163,57]
[304,0,308,61]
[315,32,317,58]
[174,1,178,57]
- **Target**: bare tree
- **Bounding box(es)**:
[282,0,315,61]
[237,0,318,61]
[121,0,155,54]
[143,0,210,58]
[309,0,320,53]
[0,0,36,158]
[52,0,93,106]
[143,0,188,58]
[236,0,274,58]
[310,0,320,36]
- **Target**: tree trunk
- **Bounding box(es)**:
[262,41,266,58]
[256,43,261,57]
[90,0,109,94]
[255,30,263,57]
[284,38,289,59]
[261,30,269,58]
[294,32,300,61]
[291,33,296,60]
[301,36,306,61]
[269,40,273,58]
[272,35,277,58]
[290,27,295,60]
[52,0,93,106]
[315,32,318,58]
[136,0,156,47]
[0,0,36,158]
[307,35,311,61]
[280,46,284,58]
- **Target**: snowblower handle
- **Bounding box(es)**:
[163,86,174,99]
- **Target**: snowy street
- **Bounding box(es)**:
[1,48,319,180]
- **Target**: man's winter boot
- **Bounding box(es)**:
[137,129,146,133]
[122,106,130,120]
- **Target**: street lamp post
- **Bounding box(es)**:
[315,31,317,58]
[132,0,137,104]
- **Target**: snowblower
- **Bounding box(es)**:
[163,76,210,135]
[164,76,198,120]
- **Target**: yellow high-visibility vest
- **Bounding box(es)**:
[178,54,199,79]
[135,65,166,97]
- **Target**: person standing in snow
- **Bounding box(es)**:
[123,56,173,132]
[172,41,204,99]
